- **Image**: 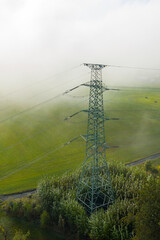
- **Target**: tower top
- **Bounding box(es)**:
[83,63,107,70]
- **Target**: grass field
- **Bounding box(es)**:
[0,87,160,194]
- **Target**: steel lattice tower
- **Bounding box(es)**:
[76,63,114,214]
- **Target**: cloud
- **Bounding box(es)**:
[0,0,160,94]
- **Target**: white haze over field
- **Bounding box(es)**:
[0,0,160,100]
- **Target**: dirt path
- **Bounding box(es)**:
[125,153,160,167]
[1,153,160,201]
[0,189,36,201]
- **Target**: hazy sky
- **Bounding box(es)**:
[0,0,160,95]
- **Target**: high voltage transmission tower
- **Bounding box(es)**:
[76,63,115,214]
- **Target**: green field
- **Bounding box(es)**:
[0,87,160,194]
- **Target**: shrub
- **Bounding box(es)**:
[134,177,160,240]
[145,161,159,176]
[58,214,65,231]
[109,161,147,201]
[60,198,88,236]
[33,204,42,218]
[5,161,158,240]
[0,225,9,240]
[23,202,32,220]
[53,171,80,192]
[13,230,30,240]
[89,199,136,240]
[12,202,19,216]
[4,196,41,221]
[37,177,62,213]
[40,210,50,228]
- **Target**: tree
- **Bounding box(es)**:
[134,178,160,240]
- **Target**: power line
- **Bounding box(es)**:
[0,78,91,124]
[0,71,89,114]
[66,94,88,99]
[0,119,57,153]
[0,97,88,153]
[28,74,88,100]
[0,65,81,101]
[107,64,160,71]
[0,87,158,149]
[1,62,159,103]
[114,88,160,92]
[1,62,160,184]
[0,145,65,181]
[0,94,61,124]
[0,136,84,181]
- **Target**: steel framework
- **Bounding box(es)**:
[76,63,114,214]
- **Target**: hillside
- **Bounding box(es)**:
[0,87,160,194]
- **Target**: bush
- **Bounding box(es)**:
[4,196,42,221]
[33,204,42,218]
[5,161,158,240]
[12,202,20,216]
[58,214,65,231]
[37,177,77,222]
[37,177,62,213]
[13,230,30,240]
[0,225,9,240]
[40,210,50,228]
[60,198,88,236]
[53,171,80,192]
[134,177,160,240]
[89,199,136,240]
[145,161,159,176]
[23,202,32,220]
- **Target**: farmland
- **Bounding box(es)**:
[0,87,160,194]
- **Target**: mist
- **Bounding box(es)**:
[0,0,160,101]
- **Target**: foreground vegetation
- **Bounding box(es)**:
[1,161,160,240]
[0,88,160,194]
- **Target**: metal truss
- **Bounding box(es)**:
[76,63,115,214]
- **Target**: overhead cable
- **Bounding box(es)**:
[0,145,65,181]
[0,65,81,101]
[0,94,61,124]
[107,64,160,71]
[0,118,60,153]
[0,135,83,181]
